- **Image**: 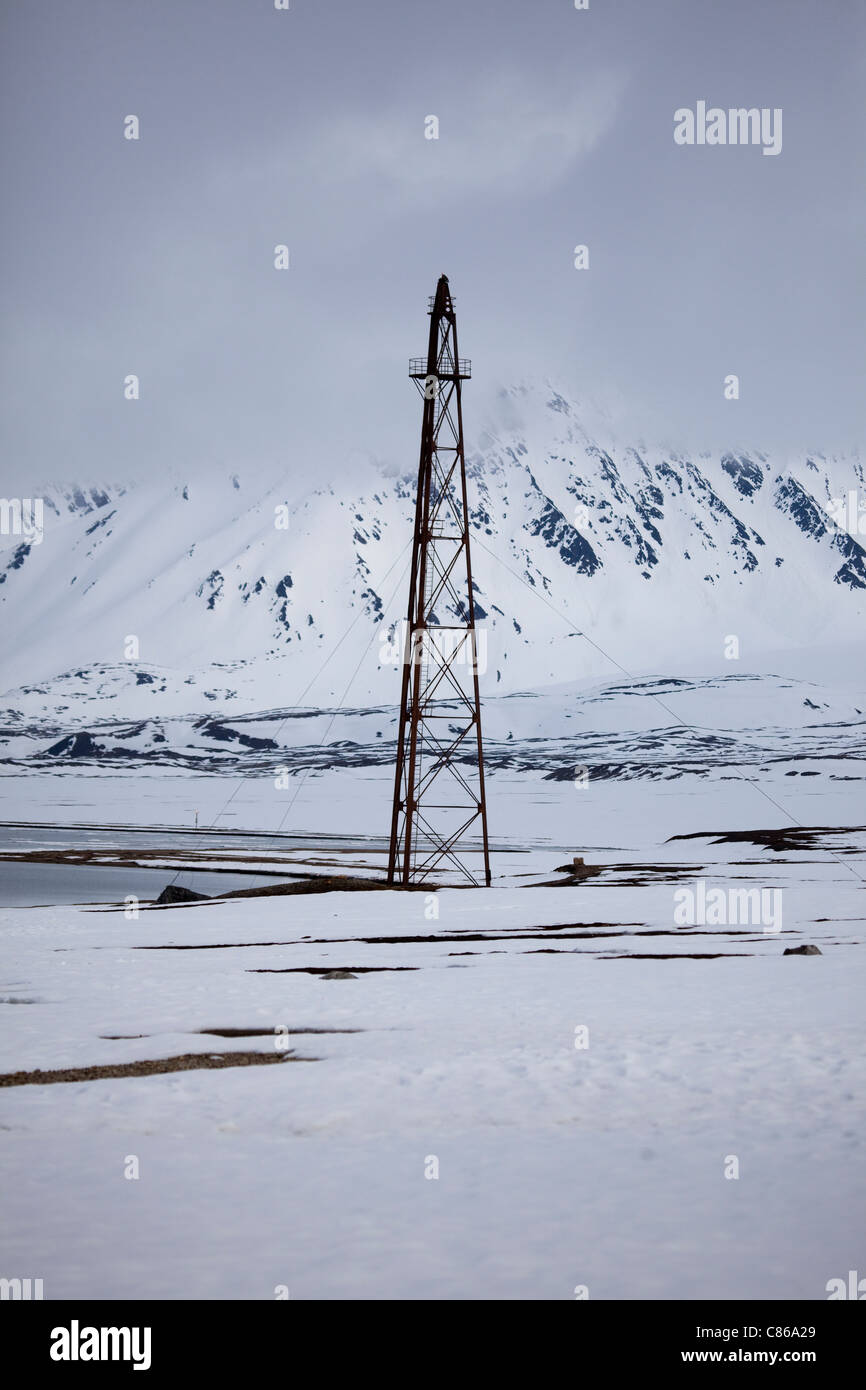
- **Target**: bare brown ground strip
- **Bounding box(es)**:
[219,876,415,897]
[197,1026,363,1036]
[0,850,428,894]
[667,825,866,852]
[98,1027,365,1039]
[0,848,291,871]
[597,952,754,960]
[0,1051,316,1088]
[249,965,417,974]
[133,925,768,951]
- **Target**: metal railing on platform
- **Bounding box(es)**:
[408,358,471,379]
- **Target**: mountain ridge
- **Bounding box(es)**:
[2,384,863,706]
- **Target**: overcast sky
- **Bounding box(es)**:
[1,0,864,494]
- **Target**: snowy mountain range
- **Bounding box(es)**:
[2,669,863,786]
[1,382,864,726]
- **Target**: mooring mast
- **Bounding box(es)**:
[387,275,491,888]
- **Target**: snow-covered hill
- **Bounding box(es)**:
[1,382,864,712]
[1,669,863,788]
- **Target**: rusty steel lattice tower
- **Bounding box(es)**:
[387,275,491,888]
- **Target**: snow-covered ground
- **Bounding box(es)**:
[1,756,864,1300]
[2,412,863,1296]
